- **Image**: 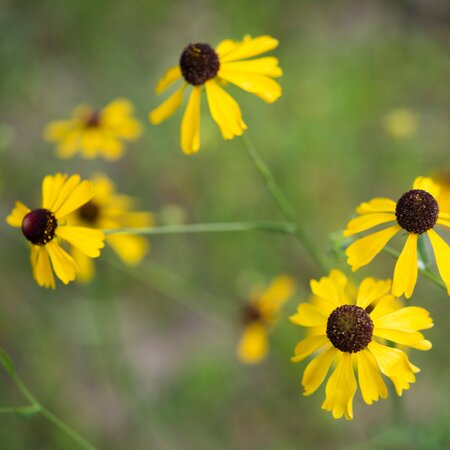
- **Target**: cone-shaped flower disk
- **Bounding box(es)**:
[237,275,295,364]
[44,98,142,161]
[345,177,450,298]
[291,270,432,420]
[7,174,105,288]
[149,35,282,154]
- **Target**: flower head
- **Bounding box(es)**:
[291,270,433,420]
[149,35,282,154]
[345,177,450,298]
[237,275,294,364]
[7,174,105,288]
[44,98,142,161]
[67,174,154,282]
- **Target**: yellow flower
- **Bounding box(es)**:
[345,177,450,298]
[383,108,418,140]
[433,171,450,215]
[44,98,142,161]
[149,35,282,154]
[67,174,154,283]
[6,174,105,288]
[237,275,295,364]
[291,270,432,420]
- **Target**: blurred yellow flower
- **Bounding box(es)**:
[433,171,450,215]
[6,174,105,288]
[149,35,282,154]
[383,108,418,140]
[345,177,450,298]
[67,174,154,283]
[291,270,432,420]
[237,275,295,365]
[44,98,142,161]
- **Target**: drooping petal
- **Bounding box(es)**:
[149,85,186,125]
[368,341,418,396]
[181,86,201,154]
[71,246,95,284]
[322,353,357,420]
[413,176,440,199]
[6,201,30,228]
[356,198,396,214]
[217,70,282,103]
[373,328,431,350]
[356,277,391,309]
[302,347,336,396]
[31,246,55,289]
[236,322,268,364]
[220,57,282,77]
[290,303,327,327]
[106,234,149,265]
[373,305,433,331]
[46,240,78,285]
[427,229,450,295]
[357,350,388,405]
[205,80,247,140]
[346,225,401,271]
[343,213,396,237]
[219,35,279,63]
[54,180,95,219]
[155,66,182,95]
[56,226,104,258]
[291,335,329,363]
[392,233,418,299]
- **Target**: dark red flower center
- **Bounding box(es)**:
[22,208,57,245]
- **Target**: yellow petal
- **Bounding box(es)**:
[322,353,356,420]
[56,226,104,258]
[346,225,401,271]
[31,246,55,289]
[215,38,242,58]
[99,137,124,162]
[71,246,95,283]
[149,85,186,125]
[356,277,391,309]
[155,65,182,95]
[217,71,282,103]
[236,322,268,364]
[343,213,396,237]
[373,305,433,331]
[368,341,417,396]
[356,198,396,214]
[44,120,76,141]
[205,80,247,140]
[42,173,69,211]
[291,335,329,363]
[369,295,404,321]
[290,303,327,327]
[219,35,279,63]
[437,217,450,228]
[427,229,450,295]
[46,240,78,285]
[302,347,336,396]
[106,234,149,265]
[413,176,440,199]
[373,328,431,350]
[181,87,201,154]
[392,233,418,299]
[310,269,348,313]
[220,57,282,77]
[356,350,388,405]
[257,275,295,318]
[6,201,30,228]
[101,98,133,117]
[54,180,95,219]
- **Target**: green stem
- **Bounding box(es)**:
[383,246,447,292]
[0,355,97,450]
[103,221,296,236]
[240,134,329,273]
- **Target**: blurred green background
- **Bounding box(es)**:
[1,0,449,449]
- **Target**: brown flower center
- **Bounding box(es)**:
[241,304,263,325]
[22,208,57,245]
[396,189,439,234]
[85,110,101,128]
[179,43,220,85]
[78,201,100,224]
[326,305,373,353]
